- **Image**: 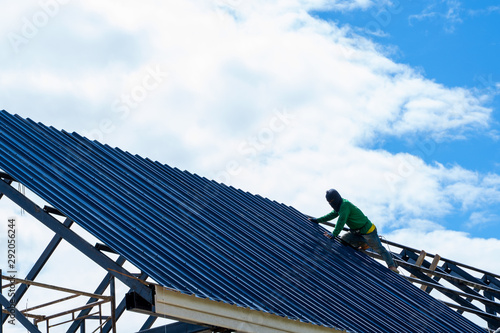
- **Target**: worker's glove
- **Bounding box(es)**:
[308,217,318,223]
[323,231,333,239]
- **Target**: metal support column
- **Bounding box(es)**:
[110,276,117,333]
[0,269,2,333]
[67,256,127,333]
[102,271,149,333]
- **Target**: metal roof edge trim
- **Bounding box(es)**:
[154,285,348,333]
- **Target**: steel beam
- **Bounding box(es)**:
[396,260,500,329]
[0,293,41,333]
[2,218,73,325]
[103,271,149,333]
[485,275,500,295]
[67,255,126,333]
[138,316,157,331]
[443,263,500,314]
[0,173,13,200]
[404,276,500,309]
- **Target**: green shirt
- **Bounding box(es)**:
[316,199,373,237]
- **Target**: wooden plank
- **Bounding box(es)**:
[410,250,427,279]
[422,254,441,292]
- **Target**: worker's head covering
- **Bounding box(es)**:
[325,189,342,212]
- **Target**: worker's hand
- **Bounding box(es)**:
[324,231,333,239]
[308,217,318,223]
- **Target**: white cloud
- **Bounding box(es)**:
[443,0,463,32]
[466,211,498,229]
[408,0,463,33]
[439,167,500,211]
[468,5,500,17]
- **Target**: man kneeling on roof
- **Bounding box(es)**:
[309,189,399,274]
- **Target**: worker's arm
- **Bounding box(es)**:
[309,210,342,239]
[313,210,338,223]
[331,204,351,237]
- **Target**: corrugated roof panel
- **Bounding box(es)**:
[0,110,486,333]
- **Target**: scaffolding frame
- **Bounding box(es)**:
[1,275,115,332]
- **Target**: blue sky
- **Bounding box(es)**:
[0,1,500,330]
[312,1,500,168]
[314,1,500,87]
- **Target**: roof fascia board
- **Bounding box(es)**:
[138,322,209,333]
[0,178,153,304]
[154,285,345,333]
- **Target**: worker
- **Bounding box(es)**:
[309,189,399,273]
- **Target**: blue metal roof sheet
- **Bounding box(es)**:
[0,110,485,333]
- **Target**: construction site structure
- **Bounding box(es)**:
[0,110,499,333]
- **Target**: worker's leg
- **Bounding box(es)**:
[341,231,367,249]
[362,228,396,268]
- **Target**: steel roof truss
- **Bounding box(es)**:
[66,255,127,333]
[0,292,42,333]
[0,178,153,304]
[365,248,500,329]
[1,216,73,325]
[486,275,500,291]
[404,276,500,310]
[138,315,158,331]
[396,250,500,329]
[104,271,150,333]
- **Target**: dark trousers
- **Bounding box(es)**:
[341,228,396,267]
